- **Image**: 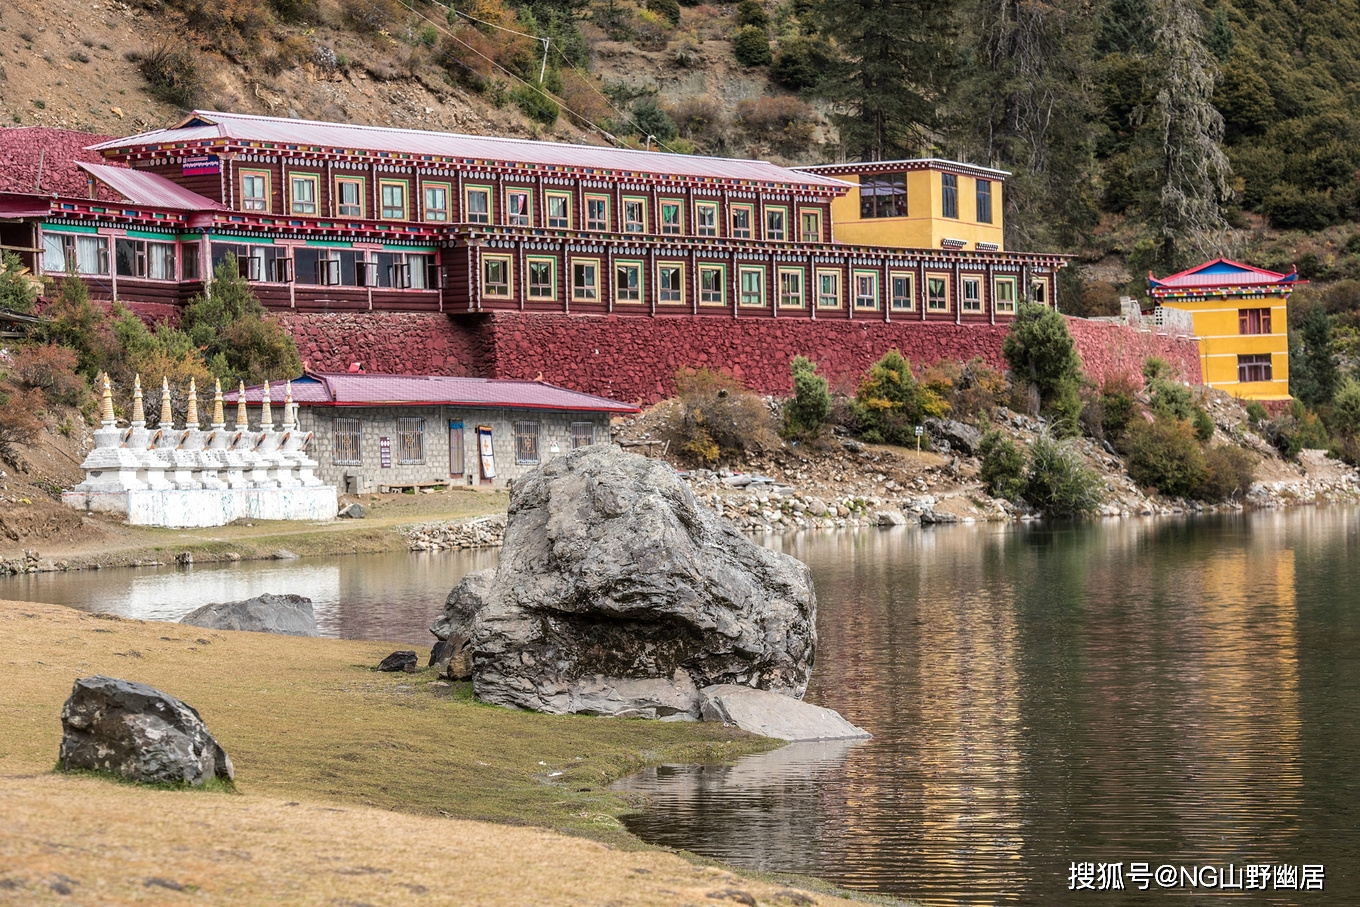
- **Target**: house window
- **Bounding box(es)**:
[660,201,682,234]
[976,179,992,223]
[995,277,1017,313]
[816,269,840,308]
[290,174,319,215]
[962,277,982,312]
[766,207,786,241]
[218,243,289,283]
[380,181,407,220]
[515,421,540,464]
[696,202,718,237]
[570,421,594,449]
[658,263,684,304]
[182,242,200,280]
[778,268,804,308]
[853,271,878,309]
[374,251,430,289]
[483,255,512,297]
[115,239,176,280]
[623,198,646,233]
[731,205,753,239]
[739,267,764,307]
[942,173,958,219]
[333,417,361,465]
[405,253,435,289]
[424,184,450,222]
[572,259,599,301]
[1031,278,1048,305]
[1239,308,1272,334]
[240,171,269,212]
[800,210,822,243]
[506,189,531,227]
[397,417,425,464]
[44,234,109,275]
[699,265,725,305]
[927,276,949,311]
[466,187,491,224]
[546,192,570,228]
[585,195,609,231]
[528,258,556,298]
[890,272,913,310]
[336,178,364,218]
[859,173,907,218]
[305,249,364,287]
[1238,354,1273,383]
[615,261,642,302]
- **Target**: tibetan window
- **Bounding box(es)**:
[397,417,425,465]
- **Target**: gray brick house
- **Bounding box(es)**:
[226,373,638,492]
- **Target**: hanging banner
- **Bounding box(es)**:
[477,425,496,481]
[182,154,220,176]
[380,436,392,469]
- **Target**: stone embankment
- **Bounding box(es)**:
[405,515,507,551]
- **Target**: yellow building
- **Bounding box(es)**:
[797,160,1010,253]
[1149,258,1299,401]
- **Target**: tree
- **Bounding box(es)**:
[0,251,39,315]
[812,0,956,160]
[783,355,831,438]
[1002,302,1082,402]
[1289,306,1337,407]
[852,349,946,444]
[33,273,118,383]
[180,254,302,387]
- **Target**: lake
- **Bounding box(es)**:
[4,510,1357,905]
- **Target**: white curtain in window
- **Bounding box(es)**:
[42,234,66,272]
[76,236,106,274]
[149,243,176,280]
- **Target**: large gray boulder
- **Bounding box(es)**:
[180,593,318,636]
[699,685,871,741]
[925,417,983,457]
[433,445,817,718]
[59,676,234,785]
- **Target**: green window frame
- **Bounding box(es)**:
[546,192,571,229]
[506,188,532,227]
[585,194,609,231]
[335,177,364,218]
[962,276,982,312]
[994,277,1017,313]
[765,207,787,241]
[527,257,556,299]
[816,269,840,308]
[853,270,879,310]
[465,186,492,224]
[778,267,804,308]
[731,204,753,239]
[615,260,643,303]
[571,258,599,301]
[927,275,949,311]
[379,180,408,220]
[698,264,725,305]
[240,170,270,212]
[660,200,683,235]
[623,197,646,233]
[890,272,914,310]
[289,173,319,215]
[482,255,512,297]
[658,262,684,304]
[424,183,450,222]
[696,202,718,237]
[739,266,765,307]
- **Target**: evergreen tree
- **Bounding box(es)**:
[181,254,302,387]
[1289,307,1338,407]
[0,252,39,315]
[813,0,957,159]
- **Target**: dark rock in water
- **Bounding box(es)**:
[377,650,417,672]
[180,594,318,637]
[925,417,983,457]
[430,636,472,681]
[338,503,366,519]
[59,675,234,785]
[432,444,817,717]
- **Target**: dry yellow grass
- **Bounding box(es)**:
[0,600,867,906]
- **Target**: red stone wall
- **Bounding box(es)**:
[279,312,489,376]
[275,310,1202,404]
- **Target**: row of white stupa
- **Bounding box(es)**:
[64,375,339,527]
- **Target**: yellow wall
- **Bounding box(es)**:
[1158,294,1291,400]
[828,170,1006,251]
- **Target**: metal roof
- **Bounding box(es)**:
[226,372,639,413]
[77,162,226,211]
[798,158,1012,180]
[1149,258,1300,291]
[87,111,852,192]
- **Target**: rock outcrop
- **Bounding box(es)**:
[698,685,871,741]
[58,676,234,785]
[433,445,817,718]
[377,650,417,672]
[180,593,318,636]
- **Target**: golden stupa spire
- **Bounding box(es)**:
[99,373,115,424]
[236,381,248,430]
[131,375,145,425]
[186,378,199,428]
[212,379,225,427]
[260,382,273,429]
[159,376,173,427]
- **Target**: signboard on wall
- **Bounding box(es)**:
[182,155,220,176]
[380,436,392,469]
[477,426,496,481]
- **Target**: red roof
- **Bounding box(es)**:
[78,162,226,211]
[1149,258,1300,292]
[0,127,122,199]
[225,372,639,414]
[89,110,851,193]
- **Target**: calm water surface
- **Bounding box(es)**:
[4,510,1358,905]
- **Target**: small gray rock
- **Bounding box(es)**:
[377,650,417,672]
[272,549,300,560]
[337,503,366,519]
[180,593,318,637]
[59,676,234,785]
[872,509,908,526]
[698,685,870,741]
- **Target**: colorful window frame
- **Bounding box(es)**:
[1031,277,1049,305]
[765,206,787,241]
[698,263,726,305]
[778,267,804,308]
[527,256,557,299]
[962,276,982,312]
[585,194,610,231]
[423,182,451,222]
[240,169,270,213]
[739,266,765,307]
[994,277,1017,313]
[622,197,647,233]
[289,173,319,215]
[800,209,822,243]
[546,191,571,229]
[379,179,409,220]
[465,185,492,224]
[696,201,719,237]
[571,257,600,301]
[731,204,754,239]
[816,268,841,309]
[660,200,683,235]
[927,274,950,311]
[615,260,643,303]
[335,176,365,218]
[853,270,879,310]
[890,271,914,311]
[658,261,685,305]
[505,188,532,227]
[482,254,513,298]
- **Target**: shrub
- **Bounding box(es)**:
[8,344,86,407]
[340,0,405,30]
[510,83,559,125]
[269,0,319,22]
[732,26,772,67]
[979,430,1026,500]
[1099,374,1138,441]
[1124,415,1208,498]
[0,379,43,469]
[734,95,817,153]
[783,355,830,438]
[1048,374,1084,438]
[1003,302,1082,403]
[631,100,679,142]
[1262,183,1338,231]
[1148,376,1194,420]
[1024,434,1105,517]
[1246,400,1268,423]
[1193,407,1215,442]
[1329,377,1360,439]
[951,358,1008,420]
[770,37,837,92]
[632,9,671,49]
[852,350,943,445]
[0,251,39,315]
[736,0,768,28]
[33,274,118,383]
[646,0,681,26]
[667,98,725,143]
[180,255,302,386]
[1198,445,1257,501]
[668,368,776,464]
[135,41,201,108]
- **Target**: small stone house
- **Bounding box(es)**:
[227,372,639,492]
